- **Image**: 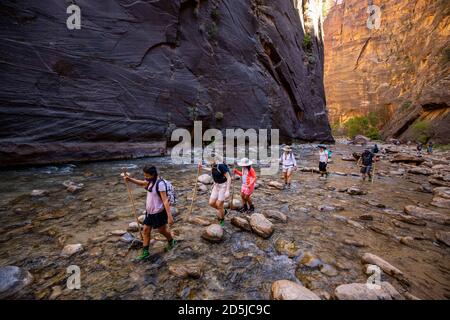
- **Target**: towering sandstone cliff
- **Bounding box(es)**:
[0,0,332,166]
[324,0,449,143]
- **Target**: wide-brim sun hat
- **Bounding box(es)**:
[237,157,253,167]
[282,145,292,152]
[318,144,327,149]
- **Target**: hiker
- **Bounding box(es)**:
[417,143,423,157]
[318,145,329,178]
[198,154,231,226]
[123,165,176,260]
[372,144,379,154]
[427,141,433,154]
[233,157,257,213]
[358,149,374,181]
[279,145,297,188]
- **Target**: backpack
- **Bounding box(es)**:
[147,178,177,206]
[361,151,373,166]
[327,150,333,158]
[373,145,379,154]
[212,164,229,184]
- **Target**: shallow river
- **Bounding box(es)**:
[0,143,449,299]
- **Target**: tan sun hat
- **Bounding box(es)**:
[237,157,253,167]
[282,145,292,152]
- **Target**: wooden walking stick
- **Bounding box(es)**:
[371,160,376,184]
[187,164,201,220]
[122,170,143,240]
[230,163,236,210]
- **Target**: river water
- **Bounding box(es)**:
[0,142,449,299]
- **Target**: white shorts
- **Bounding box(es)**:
[282,165,294,174]
[210,183,229,202]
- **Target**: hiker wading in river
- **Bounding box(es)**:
[233,157,257,213]
[358,148,375,182]
[123,166,176,260]
[318,145,329,178]
[198,154,231,227]
[279,145,297,188]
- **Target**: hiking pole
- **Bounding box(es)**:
[188,164,201,219]
[230,163,235,210]
[122,170,143,240]
[372,161,376,184]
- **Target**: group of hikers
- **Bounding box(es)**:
[417,141,434,156]
[123,144,377,260]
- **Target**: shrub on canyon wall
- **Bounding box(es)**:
[343,113,382,140]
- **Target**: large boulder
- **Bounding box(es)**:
[350,135,370,145]
[0,266,33,299]
[407,167,433,175]
[433,187,450,199]
[231,216,251,231]
[198,174,213,185]
[262,210,288,223]
[404,205,450,225]
[435,231,450,247]
[201,224,223,243]
[268,181,285,190]
[334,282,403,300]
[431,197,450,209]
[390,155,425,165]
[188,216,212,226]
[249,213,274,238]
[271,280,320,300]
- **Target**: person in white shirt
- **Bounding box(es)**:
[318,145,329,178]
[279,145,297,188]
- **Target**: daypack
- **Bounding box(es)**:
[211,164,229,184]
[327,150,333,158]
[147,178,177,206]
[361,151,373,166]
[373,145,379,153]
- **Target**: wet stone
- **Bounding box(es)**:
[201,224,223,243]
[271,280,320,300]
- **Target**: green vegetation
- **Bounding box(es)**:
[342,113,382,140]
[188,106,198,121]
[302,34,312,51]
[412,120,431,144]
[434,144,450,151]
[207,22,218,41]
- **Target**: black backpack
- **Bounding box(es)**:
[361,151,373,166]
[211,164,228,184]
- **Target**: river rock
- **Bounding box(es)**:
[249,213,274,238]
[433,187,450,199]
[299,252,322,269]
[201,224,223,243]
[396,214,427,226]
[263,210,288,223]
[399,236,414,246]
[359,214,374,221]
[407,167,433,175]
[318,205,344,212]
[231,216,251,231]
[271,280,320,300]
[138,214,145,224]
[188,216,211,226]
[226,198,242,210]
[404,205,450,225]
[63,181,84,193]
[429,177,450,187]
[390,155,425,165]
[197,183,208,192]
[30,189,49,197]
[198,174,213,185]
[0,266,33,299]
[168,263,202,279]
[435,231,450,247]
[417,184,433,193]
[347,187,367,195]
[275,239,299,258]
[61,244,84,257]
[127,222,139,232]
[347,220,364,229]
[110,230,127,236]
[334,282,403,300]
[361,253,403,278]
[342,155,356,161]
[343,239,367,247]
[431,197,450,209]
[320,264,338,277]
[268,181,285,190]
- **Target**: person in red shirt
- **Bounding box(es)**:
[233,158,257,213]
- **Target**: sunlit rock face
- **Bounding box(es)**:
[324,0,450,143]
[0,0,332,166]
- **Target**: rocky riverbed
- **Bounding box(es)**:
[0,141,449,299]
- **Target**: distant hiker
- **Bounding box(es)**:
[318,145,329,178]
[417,143,423,157]
[233,158,257,213]
[198,154,231,227]
[358,149,374,181]
[123,165,176,260]
[279,145,297,188]
[427,141,433,154]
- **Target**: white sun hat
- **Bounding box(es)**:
[282,145,292,152]
[237,157,253,167]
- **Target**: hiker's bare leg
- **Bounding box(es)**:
[209,198,218,209]
[283,171,288,184]
[158,225,173,241]
[143,225,152,247]
[241,193,247,206]
[215,200,225,219]
[287,170,292,184]
[247,196,253,206]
